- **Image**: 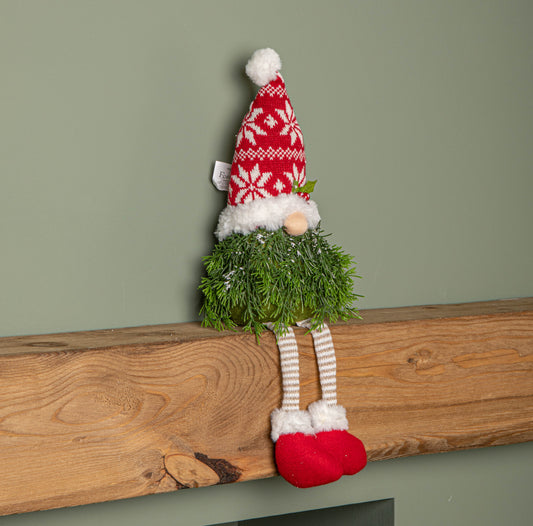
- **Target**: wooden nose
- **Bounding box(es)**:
[283,211,308,236]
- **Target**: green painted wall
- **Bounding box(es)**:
[1,1,532,524]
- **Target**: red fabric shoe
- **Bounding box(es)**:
[275,432,343,488]
[271,408,343,488]
[308,400,367,475]
[315,429,367,475]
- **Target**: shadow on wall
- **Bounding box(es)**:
[187,50,259,322]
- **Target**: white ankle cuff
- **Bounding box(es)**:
[270,409,314,442]
[308,400,349,433]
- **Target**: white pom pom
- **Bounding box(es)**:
[245,48,281,87]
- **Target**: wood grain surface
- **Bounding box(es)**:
[0,299,532,516]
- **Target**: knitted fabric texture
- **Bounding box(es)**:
[296,320,338,406]
[270,325,301,412]
[215,57,321,241]
[229,73,307,207]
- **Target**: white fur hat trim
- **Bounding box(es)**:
[308,400,349,433]
[271,408,314,443]
[215,194,320,241]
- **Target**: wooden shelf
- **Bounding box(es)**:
[1,298,532,516]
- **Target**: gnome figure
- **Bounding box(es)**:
[200,48,367,488]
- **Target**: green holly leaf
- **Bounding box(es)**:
[292,180,317,194]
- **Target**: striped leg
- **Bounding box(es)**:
[296,320,337,405]
[266,323,343,487]
[297,320,368,476]
[274,326,301,411]
[266,324,314,442]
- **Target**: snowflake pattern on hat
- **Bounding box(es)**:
[236,108,267,147]
[228,74,307,207]
[232,164,273,204]
[216,50,320,241]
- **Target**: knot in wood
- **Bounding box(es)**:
[407,349,435,370]
[164,454,220,488]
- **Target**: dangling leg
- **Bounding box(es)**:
[267,324,342,488]
[299,322,339,405]
[268,325,312,440]
[296,320,367,476]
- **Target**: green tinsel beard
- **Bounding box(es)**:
[200,227,361,336]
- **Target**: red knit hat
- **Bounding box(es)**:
[216,49,320,240]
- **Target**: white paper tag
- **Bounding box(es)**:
[212,161,232,191]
